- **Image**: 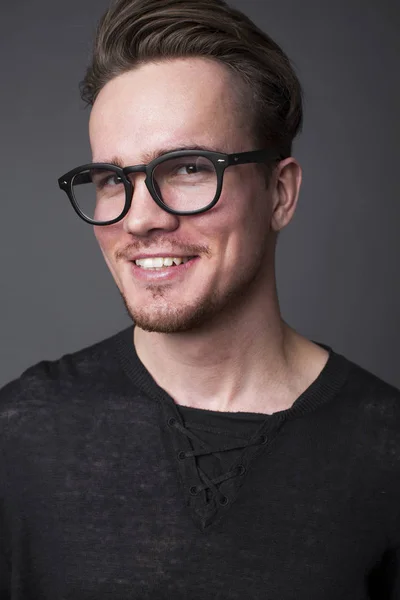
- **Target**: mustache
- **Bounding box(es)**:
[115,238,211,261]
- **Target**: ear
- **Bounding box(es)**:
[270,158,302,232]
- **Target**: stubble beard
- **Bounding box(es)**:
[119,255,267,334]
[119,284,222,333]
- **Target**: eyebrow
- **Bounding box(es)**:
[93,144,226,167]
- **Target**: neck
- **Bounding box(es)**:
[134,276,328,414]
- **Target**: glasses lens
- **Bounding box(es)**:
[72,168,126,223]
[152,155,217,212]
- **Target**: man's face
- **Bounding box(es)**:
[90,58,277,333]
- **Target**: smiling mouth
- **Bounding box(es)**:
[134,256,195,269]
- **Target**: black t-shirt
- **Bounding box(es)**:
[0,325,399,599]
[176,405,266,504]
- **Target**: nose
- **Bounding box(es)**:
[122,174,179,237]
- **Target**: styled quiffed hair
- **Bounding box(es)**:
[81,0,303,158]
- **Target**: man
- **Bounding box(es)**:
[1,0,399,598]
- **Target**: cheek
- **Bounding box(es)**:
[93,226,122,273]
[204,179,271,257]
[94,225,118,252]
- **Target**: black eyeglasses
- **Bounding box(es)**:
[58,148,278,226]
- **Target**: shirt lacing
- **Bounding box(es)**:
[168,418,268,505]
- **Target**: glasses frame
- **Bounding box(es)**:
[58,148,279,226]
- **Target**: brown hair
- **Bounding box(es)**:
[80,0,303,158]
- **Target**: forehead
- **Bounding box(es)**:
[89,58,251,162]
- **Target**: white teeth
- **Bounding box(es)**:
[152,257,164,268]
[135,256,193,269]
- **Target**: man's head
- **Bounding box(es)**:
[82,0,303,159]
[80,0,303,333]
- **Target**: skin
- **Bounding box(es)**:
[90,57,329,413]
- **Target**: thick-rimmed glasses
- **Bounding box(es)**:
[58,148,278,226]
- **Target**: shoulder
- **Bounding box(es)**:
[336,356,400,533]
[0,327,132,431]
[340,355,400,416]
[332,353,400,466]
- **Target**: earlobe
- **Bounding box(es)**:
[271,158,302,232]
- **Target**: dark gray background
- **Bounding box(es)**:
[1,0,399,388]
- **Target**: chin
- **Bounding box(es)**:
[120,289,222,334]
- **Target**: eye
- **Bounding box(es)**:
[176,164,199,175]
[175,161,215,176]
[102,174,123,187]
[92,172,123,189]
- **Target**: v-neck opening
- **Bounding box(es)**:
[113,325,353,529]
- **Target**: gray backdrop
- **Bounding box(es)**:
[1,0,399,388]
